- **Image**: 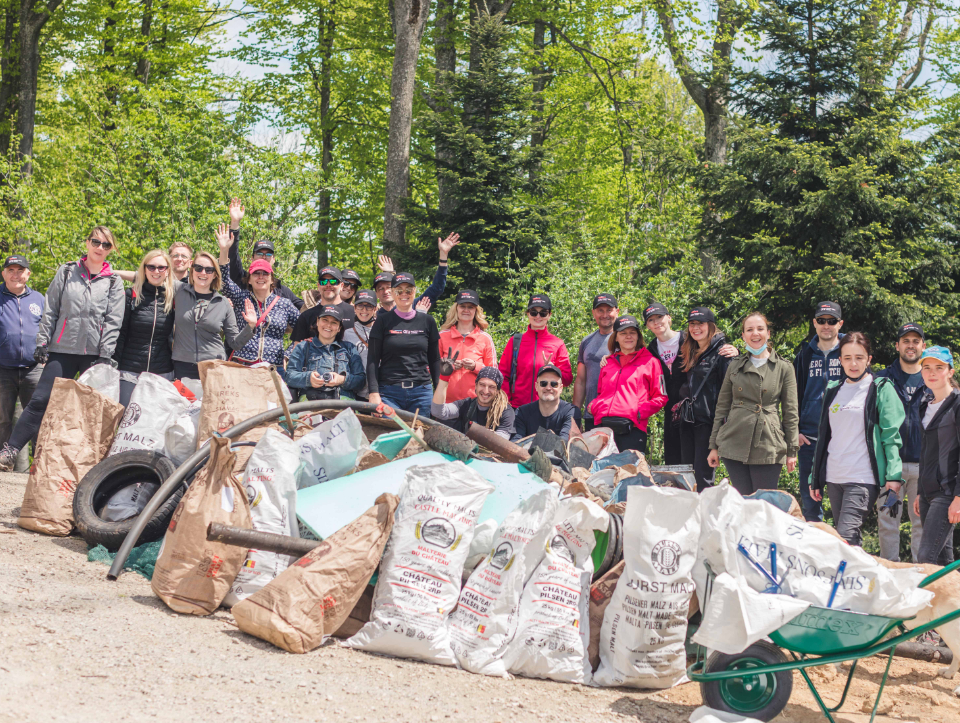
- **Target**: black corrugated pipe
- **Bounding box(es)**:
[107,400,442,580]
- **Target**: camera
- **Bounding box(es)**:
[322,372,335,383]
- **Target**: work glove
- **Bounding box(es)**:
[93,357,118,369]
[33,344,48,365]
[439,346,459,381]
[879,488,901,518]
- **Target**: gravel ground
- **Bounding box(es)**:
[1,470,958,723]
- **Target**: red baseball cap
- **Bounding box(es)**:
[248,259,273,275]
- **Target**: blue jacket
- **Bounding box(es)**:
[876,359,928,464]
[286,337,365,396]
[0,283,45,368]
[793,335,845,437]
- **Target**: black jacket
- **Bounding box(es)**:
[918,390,960,499]
[113,285,175,374]
[681,333,731,426]
[648,330,687,405]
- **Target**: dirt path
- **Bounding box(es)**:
[1,471,957,723]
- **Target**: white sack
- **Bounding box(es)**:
[101,481,160,522]
[691,572,811,655]
[580,428,618,459]
[78,364,121,403]
[501,497,607,684]
[594,485,700,689]
[689,706,764,723]
[448,487,560,677]
[163,401,202,466]
[696,484,932,619]
[109,373,190,456]
[222,429,301,607]
[345,461,494,665]
[463,519,498,576]
[297,409,369,489]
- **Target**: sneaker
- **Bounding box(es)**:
[915,630,941,646]
[0,443,19,472]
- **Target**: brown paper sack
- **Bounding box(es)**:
[151,437,253,615]
[232,493,399,654]
[588,560,625,672]
[18,378,124,536]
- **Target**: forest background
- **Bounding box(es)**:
[1,0,958,554]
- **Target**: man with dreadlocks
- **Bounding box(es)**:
[431,349,517,440]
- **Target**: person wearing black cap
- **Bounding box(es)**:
[366,272,441,416]
[0,255,45,471]
[514,363,577,440]
[497,293,573,409]
[432,362,516,440]
[340,269,361,304]
[342,290,377,400]
[225,197,304,311]
[589,315,667,453]
[373,232,460,317]
[874,322,927,561]
[437,290,497,403]
[572,293,619,431]
[290,266,356,343]
[285,305,364,401]
[793,300,845,521]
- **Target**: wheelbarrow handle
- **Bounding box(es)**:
[918,557,960,588]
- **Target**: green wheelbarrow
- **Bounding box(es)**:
[688,558,960,722]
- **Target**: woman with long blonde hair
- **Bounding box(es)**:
[437,290,496,403]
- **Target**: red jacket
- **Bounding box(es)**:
[589,348,667,432]
[438,325,497,402]
[498,325,573,407]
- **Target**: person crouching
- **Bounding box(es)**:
[285,305,365,401]
[431,363,516,440]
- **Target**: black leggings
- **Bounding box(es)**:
[681,422,715,492]
[8,352,99,451]
[613,427,648,455]
[723,459,782,496]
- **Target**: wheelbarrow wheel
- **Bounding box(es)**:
[701,640,793,722]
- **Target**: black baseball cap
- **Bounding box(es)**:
[318,266,342,282]
[614,315,640,333]
[688,307,715,324]
[897,322,924,340]
[316,305,343,322]
[252,240,275,255]
[373,271,394,288]
[814,301,842,320]
[341,269,361,284]
[456,289,480,305]
[391,272,416,288]
[593,293,618,309]
[354,290,377,306]
[642,302,669,322]
[3,255,29,270]
[537,363,563,380]
[527,293,552,311]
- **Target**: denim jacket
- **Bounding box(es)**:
[286,337,365,395]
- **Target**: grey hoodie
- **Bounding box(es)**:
[38,260,126,357]
[171,283,254,365]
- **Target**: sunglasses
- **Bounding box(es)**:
[192,264,215,274]
[342,282,358,289]
[815,317,840,326]
[145,264,169,273]
[528,309,549,318]
[318,278,340,286]
[254,251,275,259]
[251,270,271,278]
[538,380,560,388]
[87,238,113,250]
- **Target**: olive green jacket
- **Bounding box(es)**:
[709,350,800,465]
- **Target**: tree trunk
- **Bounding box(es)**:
[529,16,547,184]
[0,3,20,157]
[383,0,432,250]
[433,0,456,217]
[136,0,154,86]
[315,1,336,273]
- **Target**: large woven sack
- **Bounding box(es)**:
[18,378,124,536]
[232,493,399,654]
[151,437,253,615]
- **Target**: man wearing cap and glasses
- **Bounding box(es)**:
[290,266,356,343]
[514,363,577,440]
[0,255,44,471]
[874,322,927,561]
[572,293,619,431]
[793,300,845,521]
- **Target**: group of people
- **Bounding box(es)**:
[0,206,957,569]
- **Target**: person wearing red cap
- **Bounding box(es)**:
[437,289,497,403]
[497,293,573,409]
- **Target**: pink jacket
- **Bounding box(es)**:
[498,326,573,408]
[438,325,497,402]
[589,348,667,431]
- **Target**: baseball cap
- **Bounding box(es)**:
[527,293,552,311]
[593,293,618,309]
[537,363,563,380]
[643,302,669,322]
[354,290,377,306]
[391,272,416,288]
[456,289,480,305]
[814,301,842,320]
[374,271,395,288]
[919,346,953,367]
[3,255,29,270]
[341,269,361,284]
[897,322,924,340]
[688,307,715,324]
[248,259,273,275]
[316,305,343,323]
[318,266,342,282]
[613,315,640,333]
[252,240,275,255]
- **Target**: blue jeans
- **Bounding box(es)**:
[918,493,956,565]
[798,442,823,522]
[379,384,434,419]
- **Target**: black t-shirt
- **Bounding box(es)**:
[366,310,440,393]
[514,400,577,440]
[291,301,355,342]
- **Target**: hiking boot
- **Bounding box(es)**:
[0,443,20,472]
